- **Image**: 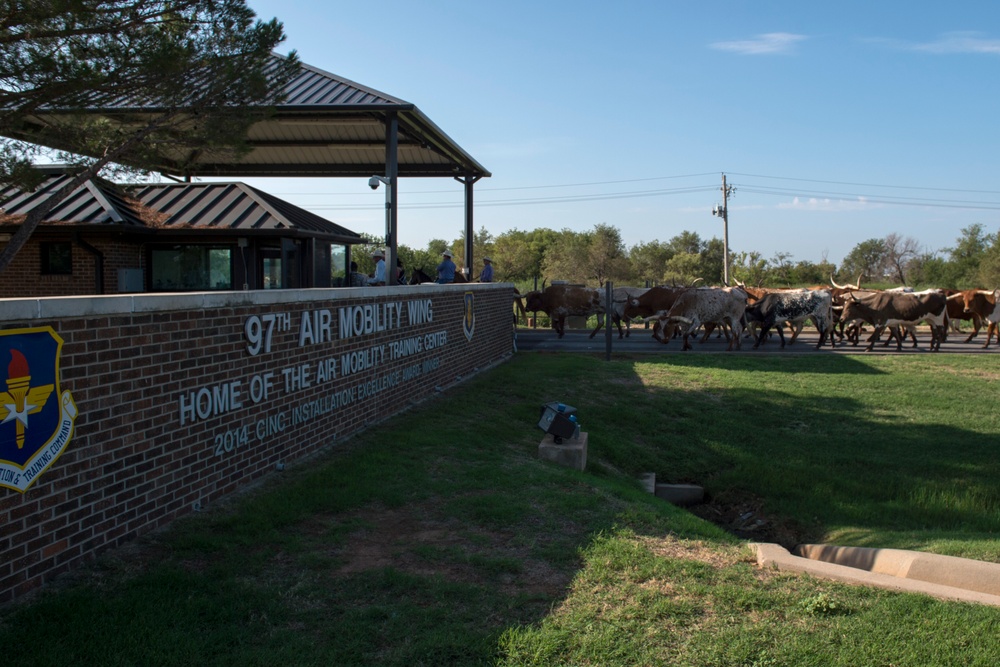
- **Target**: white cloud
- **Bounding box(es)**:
[872,31,1000,55]
[709,32,807,55]
[912,31,1000,55]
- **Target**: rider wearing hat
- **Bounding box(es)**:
[367,249,386,285]
[479,256,493,283]
[437,250,456,284]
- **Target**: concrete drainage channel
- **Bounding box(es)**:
[752,543,1000,607]
[640,472,705,506]
[638,473,1000,607]
[546,449,1000,608]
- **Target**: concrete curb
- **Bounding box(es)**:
[751,543,1000,607]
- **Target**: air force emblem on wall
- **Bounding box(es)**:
[463,291,475,341]
[0,327,77,493]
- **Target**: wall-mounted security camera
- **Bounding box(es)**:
[368,176,382,190]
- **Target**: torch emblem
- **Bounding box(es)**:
[0,327,77,493]
[463,291,475,342]
[1,349,54,449]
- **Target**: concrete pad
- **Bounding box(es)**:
[538,432,587,471]
[752,542,1000,607]
[654,483,704,506]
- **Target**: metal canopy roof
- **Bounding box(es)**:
[5,54,489,280]
[11,56,491,181]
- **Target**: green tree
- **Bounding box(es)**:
[491,228,558,284]
[584,223,629,287]
[666,230,704,256]
[628,240,673,286]
[700,237,725,284]
[906,251,953,288]
[730,250,769,287]
[450,226,494,278]
[426,238,449,257]
[788,258,837,286]
[542,228,590,285]
[353,232,383,276]
[839,238,888,283]
[947,224,992,288]
[491,230,533,283]
[768,251,793,286]
[974,230,1000,288]
[0,0,298,273]
[883,232,921,285]
[663,252,702,286]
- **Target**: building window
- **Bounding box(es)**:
[150,245,232,291]
[261,254,281,289]
[40,242,73,275]
[331,244,347,286]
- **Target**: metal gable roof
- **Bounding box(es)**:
[0,170,364,243]
[128,181,363,241]
[0,171,146,227]
[8,55,490,180]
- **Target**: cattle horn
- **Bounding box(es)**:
[831,275,851,290]
[689,277,704,288]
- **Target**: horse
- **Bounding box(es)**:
[409,268,469,284]
[409,268,435,284]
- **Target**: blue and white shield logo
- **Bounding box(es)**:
[463,291,476,341]
[0,327,77,493]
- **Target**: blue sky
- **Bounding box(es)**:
[233,1,1000,266]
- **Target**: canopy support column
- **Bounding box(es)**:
[384,113,399,286]
[455,174,481,280]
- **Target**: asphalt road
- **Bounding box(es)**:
[514,324,1000,355]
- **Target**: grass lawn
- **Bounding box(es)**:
[2,352,1000,666]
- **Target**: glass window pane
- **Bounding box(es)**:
[331,245,346,286]
[40,242,72,275]
[263,257,281,289]
[151,246,231,291]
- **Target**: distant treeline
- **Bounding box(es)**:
[353,222,1000,290]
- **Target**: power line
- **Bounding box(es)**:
[738,186,1000,210]
[305,185,720,211]
[728,171,1000,196]
[217,169,1000,213]
[247,172,721,196]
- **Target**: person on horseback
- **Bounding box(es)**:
[437,250,456,284]
[479,256,494,283]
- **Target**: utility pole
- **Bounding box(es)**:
[712,173,735,285]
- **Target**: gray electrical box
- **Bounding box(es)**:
[117,268,144,293]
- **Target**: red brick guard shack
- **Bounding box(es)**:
[0,283,515,603]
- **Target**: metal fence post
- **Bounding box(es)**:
[605,280,613,361]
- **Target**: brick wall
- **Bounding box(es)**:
[0,284,515,603]
[0,236,143,298]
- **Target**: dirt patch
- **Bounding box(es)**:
[328,505,572,599]
[637,534,746,570]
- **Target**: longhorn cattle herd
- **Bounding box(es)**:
[515,280,1000,352]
